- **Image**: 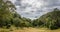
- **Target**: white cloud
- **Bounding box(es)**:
[9,0,16,3]
[10,0,60,19]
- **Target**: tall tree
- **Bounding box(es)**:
[0,0,16,27]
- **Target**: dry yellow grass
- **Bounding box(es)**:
[0,27,60,32]
[12,27,60,32]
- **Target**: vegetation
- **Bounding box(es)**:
[38,8,60,30]
[0,0,60,30]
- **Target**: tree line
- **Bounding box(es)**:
[0,0,60,30]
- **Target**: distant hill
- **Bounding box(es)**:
[37,8,60,29]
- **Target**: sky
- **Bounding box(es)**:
[10,0,60,19]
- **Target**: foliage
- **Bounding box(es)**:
[0,0,60,30]
[38,8,60,30]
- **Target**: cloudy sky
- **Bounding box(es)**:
[10,0,60,19]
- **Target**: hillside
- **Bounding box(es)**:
[37,8,60,29]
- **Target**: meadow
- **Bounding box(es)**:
[0,27,60,32]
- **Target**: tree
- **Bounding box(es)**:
[38,8,60,30]
[0,0,16,27]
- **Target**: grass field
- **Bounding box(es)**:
[0,27,60,32]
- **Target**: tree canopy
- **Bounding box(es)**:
[0,0,60,30]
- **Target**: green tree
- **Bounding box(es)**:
[0,0,16,27]
[38,8,60,30]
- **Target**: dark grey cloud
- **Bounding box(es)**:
[14,0,21,6]
[10,0,60,19]
[41,0,60,8]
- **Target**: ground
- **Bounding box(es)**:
[0,27,60,32]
